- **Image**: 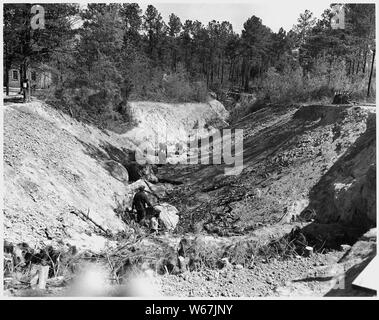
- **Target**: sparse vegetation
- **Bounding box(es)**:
[3,2,376,298]
[258,58,375,105]
[4,4,375,129]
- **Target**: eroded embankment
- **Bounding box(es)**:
[3,100,228,252]
[124,100,229,163]
[3,100,376,297]
[4,102,129,251]
[160,104,376,244]
[3,98,232,296]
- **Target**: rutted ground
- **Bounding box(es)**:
[156,103,376,297]
[158,228,376,297]
[159,104,375,238]
[3,99,227,252]
[3,99,376,297]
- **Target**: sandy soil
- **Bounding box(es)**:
[3,100,376,298]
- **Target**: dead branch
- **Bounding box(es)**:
[70,208,110,236]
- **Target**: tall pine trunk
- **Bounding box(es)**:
[5,61,10,96]
[367,49,375,98]
[363,50,368,74]
[20,6,31,102]
[221,61,224,84]
[19,65,23,93]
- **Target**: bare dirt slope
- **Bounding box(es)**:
[3,101,133,251]
[155,103,376,297]
[160,104,376,239]
[3,100,376,297]
[3,99,230,252]
[124,100,229,160]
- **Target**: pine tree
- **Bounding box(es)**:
[3,3,79,100]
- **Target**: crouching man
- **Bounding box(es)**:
[132,185,152,224]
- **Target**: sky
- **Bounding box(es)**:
[138,0,335,33]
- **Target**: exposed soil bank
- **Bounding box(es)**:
[159,105,376,242]
[3,100,230,252]
[3,100,376,297]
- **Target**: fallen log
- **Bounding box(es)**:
[70,209,111,236]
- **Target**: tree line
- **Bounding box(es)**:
[3,3,375,126]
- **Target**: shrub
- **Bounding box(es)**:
[164,72,193,102]
[128,64,208,103]
[261,66,304,103]
[192,80,210,102]
[259,57,375,105]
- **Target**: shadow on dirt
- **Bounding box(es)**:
[74,138,150,183]
[3,96,25,104]
[293,276,335,283]
[299,112,376,247]
[325,254,376,297]
[166,105,356,187]
[263,111,375,255]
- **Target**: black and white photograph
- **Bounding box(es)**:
[1,0,377,301]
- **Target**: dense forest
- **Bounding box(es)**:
[3,3,376,126]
